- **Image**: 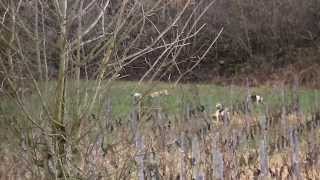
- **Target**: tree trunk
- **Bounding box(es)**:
[53,0,68,177]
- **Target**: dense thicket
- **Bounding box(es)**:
[160,0,320,84]
[1,0,319,86]
[187,0,320,85]
[125,0,320,86]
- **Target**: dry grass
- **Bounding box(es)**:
[1,110,319,179]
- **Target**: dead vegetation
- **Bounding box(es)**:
[1,87,320,179]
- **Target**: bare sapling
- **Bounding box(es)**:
[0,0,221,178]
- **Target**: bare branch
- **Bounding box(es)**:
[174,27,224,85]
[80,0,110,39]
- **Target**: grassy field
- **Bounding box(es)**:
[106,81,319,115]
[1,80,319,120]
[1,80,320,179]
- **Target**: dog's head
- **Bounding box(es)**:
[216,103,223,110]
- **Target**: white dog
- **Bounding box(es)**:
[149,89,169,98]
[247,94,264,104]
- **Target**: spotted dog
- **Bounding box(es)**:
[213,103,230,123]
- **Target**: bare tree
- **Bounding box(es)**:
[0,0,220,178]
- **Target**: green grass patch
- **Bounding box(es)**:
[0,80,319,121]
